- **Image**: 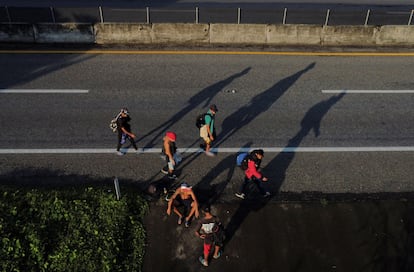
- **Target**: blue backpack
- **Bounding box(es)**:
[236,153,249,170]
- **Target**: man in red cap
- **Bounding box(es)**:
[161,131,180,179]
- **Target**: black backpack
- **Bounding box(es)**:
[195,113,211,128]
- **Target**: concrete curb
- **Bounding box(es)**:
[0,22,413,47]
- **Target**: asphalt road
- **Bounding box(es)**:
[0,49,413,195]
[1,48,414,271]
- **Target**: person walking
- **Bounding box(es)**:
[116,108,138,155]
[195,206,224,267]
[161,131,181,180]
[166,182,199,227]
[235,149,270,199]
[200,104,218,157]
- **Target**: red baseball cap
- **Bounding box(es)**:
[166,131,176,141]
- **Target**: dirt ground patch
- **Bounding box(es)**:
[143,198,414,272]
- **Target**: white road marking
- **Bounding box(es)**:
[322,90,414,94]
[1,146,414,154]
[0,89,89,94]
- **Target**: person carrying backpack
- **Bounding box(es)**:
[195,206,224,267]
[199,104,218,157]
[235,149,270,199]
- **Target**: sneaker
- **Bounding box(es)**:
[263,192,271,197]
[205,151,215,157]
[116,151,125,156]
[168,174,178,180]
[235,193,245,199]
[160,168,168,175]
[199,256,208,267]
[184,220,190,228]
[213,251,221,259]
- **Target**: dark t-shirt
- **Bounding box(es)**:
[117,116,131,132]
[196,216,223,245]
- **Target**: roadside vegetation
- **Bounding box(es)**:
[0,185,148,272]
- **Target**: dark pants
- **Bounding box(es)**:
[117,131,137,151]
[239,176,266,195]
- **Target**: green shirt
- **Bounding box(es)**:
[204,110,215,134]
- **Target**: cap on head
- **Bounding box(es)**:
[121,107,129,115]
[166,131,176,141]
[180,182,191,190]
[210,104,218,112]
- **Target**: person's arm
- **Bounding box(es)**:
[121,127,136,139]
[248,160,263,179]
[195,221,205,239]
[166,189,179,215]
[163,139,175,165]
[205,115,214,141]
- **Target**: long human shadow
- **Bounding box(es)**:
[136,67,251,148]
[224,93,346,246]
[0,53,96,89]
[215,62,315,147]
[193,142,253,207]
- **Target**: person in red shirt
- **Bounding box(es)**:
[235,149,270,199]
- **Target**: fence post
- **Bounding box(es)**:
[50,7,56,23]
[364,9,370,26]
[195,7,199,24]
[324,9,330,26]
[146,7,150,24]
[99,6,104,23]
[283,8,287,25]
[5,6,11,23]
[237,8,241,24]
[114,177,121,200]
[408,10,414,25]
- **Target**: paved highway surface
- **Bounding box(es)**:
[0,49,413,195]
[1,48,413,271]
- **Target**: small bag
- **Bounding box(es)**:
[109,119,118,132]
[109,111,122,133]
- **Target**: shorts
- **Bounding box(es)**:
[173,197,193,215]
[200,125,211,144]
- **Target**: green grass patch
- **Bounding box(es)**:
[0,185,148,272]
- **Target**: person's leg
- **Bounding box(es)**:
[199,242,211,266]
[213,245,221,259]
[185,201,196,222]
[253,177,268,195]
[128,135,138,150]
[235,177,249,198]
[167,158,175,176]
[117,131,122,151]
[172,200,184,223]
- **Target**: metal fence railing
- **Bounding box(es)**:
[1,6,413,26]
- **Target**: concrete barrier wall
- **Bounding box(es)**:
[210,24,266,44]
[0,24,34,43]
[36,23,94,43]
[0,23,413,47]
[95,24,152,44]
[266,24,321,45]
